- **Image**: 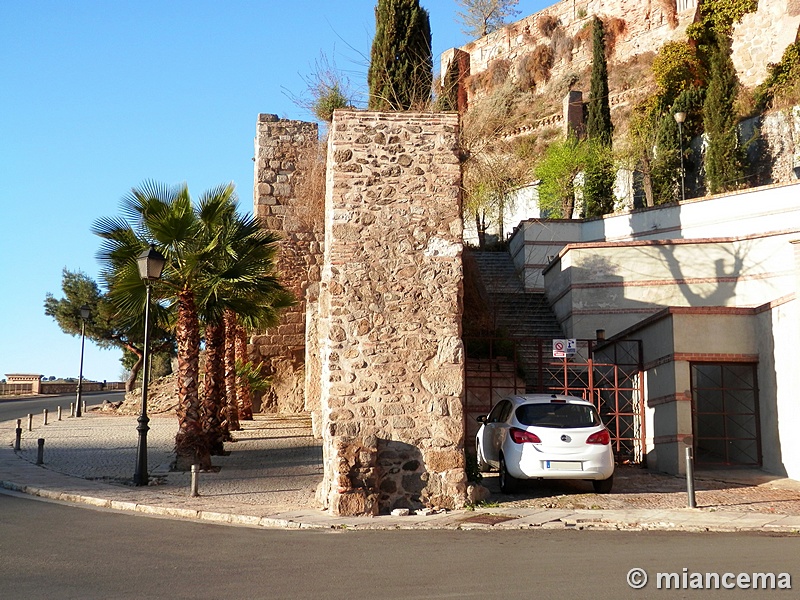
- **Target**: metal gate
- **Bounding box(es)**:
[690,362,761,466]
[464,337,645,463]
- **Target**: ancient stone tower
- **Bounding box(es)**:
[253,110,468,514]
[251,114,323,414]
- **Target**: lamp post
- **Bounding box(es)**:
[133,244,166,486]
[674,111,687,203]
[74,305,91,417]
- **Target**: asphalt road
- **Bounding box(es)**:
[0,391,125,424]
[1,492,798,599]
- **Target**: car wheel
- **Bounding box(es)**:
[499,455,519,494]
[592,475,613,494]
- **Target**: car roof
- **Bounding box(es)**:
[504,394,594,407]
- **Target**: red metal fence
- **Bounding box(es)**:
[465,337,645,463]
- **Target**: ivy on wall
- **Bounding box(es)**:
[754,39,800,110]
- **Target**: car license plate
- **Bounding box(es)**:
[545,461,582,471]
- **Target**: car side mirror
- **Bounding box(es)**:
[476,415,487,424]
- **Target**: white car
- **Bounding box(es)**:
[476,394,615,494]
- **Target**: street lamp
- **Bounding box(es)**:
[674,111,687,203]
[133,244,166,486]
[74,305,91,417]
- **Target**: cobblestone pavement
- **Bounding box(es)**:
[3,407,800,532]
[482,466,800,516]
[5,410,322,510]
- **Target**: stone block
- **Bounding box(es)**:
[330,490,379,516]
[424,449,464,472]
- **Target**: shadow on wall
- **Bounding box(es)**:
[627,200,685,241]
[652,240,751,307]
[377,439,426,512]
[627,201,760,309]
[755,305,786,477]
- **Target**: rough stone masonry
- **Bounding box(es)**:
[251,115,323,415]
[314,110,468,515]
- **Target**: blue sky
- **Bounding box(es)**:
[0,0,546,382]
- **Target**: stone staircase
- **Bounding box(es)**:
[469,250,564,338]
[467,249,565,392]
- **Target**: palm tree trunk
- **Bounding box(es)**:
[224,309,241,430]
[235,321,254,420]
[124,347,143,393]
[203,319,228,455]
[174,288,211,470]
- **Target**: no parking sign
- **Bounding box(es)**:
[552,338,577,358]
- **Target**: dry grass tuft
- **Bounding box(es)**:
[517,45,555,89]
[467,58,512,94]
[537,14,560,37]
[604,17,627,56]
[574,21,592,50]
[658,0,678,28]
[293,140,327,232]
[551,27,574,63]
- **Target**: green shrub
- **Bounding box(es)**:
[753,41,800,110]
[652,41,704,101]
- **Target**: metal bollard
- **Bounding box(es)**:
[43,408,48,426]
[190,464,200,497]
[70,402,74,417]
[82,400,86,414]
[27,414,33,432]
[685,446,697,508]
[58,406,62,421]
[14,419,22,451]
[36,438,45,465]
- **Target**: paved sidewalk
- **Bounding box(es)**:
[3,410,800,533]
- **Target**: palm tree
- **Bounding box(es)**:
[223,309,241,431]
[95,181,292,469]
[191,188,292,454]
[95,182,211,468]
[94,181,288,468]
[233,319,254,420]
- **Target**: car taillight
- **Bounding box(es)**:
[586,429,611,445]
[510,428,542,444]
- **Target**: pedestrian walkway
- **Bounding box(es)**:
[3,410,800,533]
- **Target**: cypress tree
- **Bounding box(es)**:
[703,33,744,194]
[586,17,612,144]
[368,0,433,111]
[583,16,614,217]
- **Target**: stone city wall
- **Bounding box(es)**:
[442,0,695,102]
[731,0,800,88]
[443,0,800,95]
[751,106,800,185]
[251,115,323,414]
[315,110,467,515]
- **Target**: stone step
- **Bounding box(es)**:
[468,248,564,342]
[468,249,567,387]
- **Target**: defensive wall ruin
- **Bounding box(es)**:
[442,0,800,102]
[253,111,468,514]
[251,1,800,515]
[251,115,322,415]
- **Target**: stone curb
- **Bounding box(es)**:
[3,478,800,534]
[0,479,329,530]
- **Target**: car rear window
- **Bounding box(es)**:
[515,403,600,428]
